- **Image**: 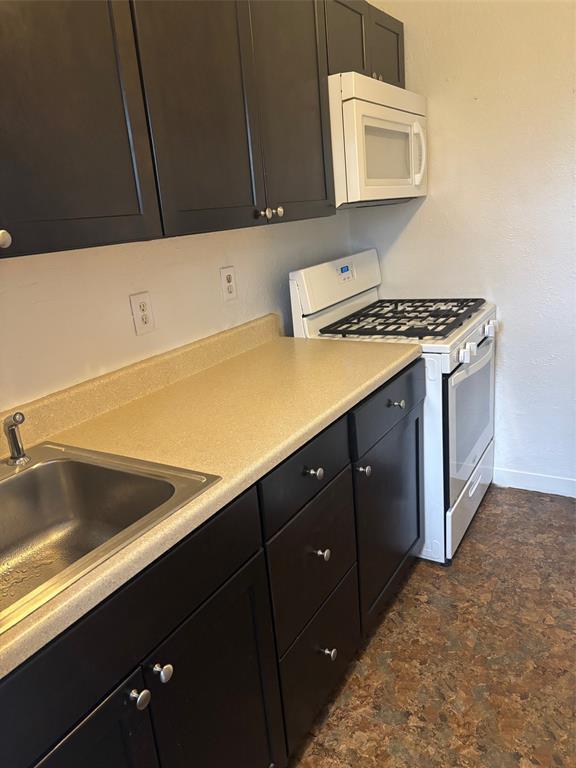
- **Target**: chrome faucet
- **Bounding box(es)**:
[3,412,31,466]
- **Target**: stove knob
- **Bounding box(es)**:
[458,346,471,364]
[467,341,478,357]
[484,319,498,338]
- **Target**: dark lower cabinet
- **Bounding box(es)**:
[279,566,361,754]
[144,553,287,768]
[35,670,159,768]
[0,0,161,257]
[354,402,424,635]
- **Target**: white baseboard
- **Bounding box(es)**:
[493,467,576,498]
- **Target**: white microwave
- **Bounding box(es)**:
[328,72,428,207]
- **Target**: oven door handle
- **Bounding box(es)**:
[451,339,494,388]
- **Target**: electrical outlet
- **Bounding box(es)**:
[220,266,237,302]
[129,291,156,335]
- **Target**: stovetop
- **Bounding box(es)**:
[319,298,486,339]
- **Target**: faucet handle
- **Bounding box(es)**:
[7,412,25,426]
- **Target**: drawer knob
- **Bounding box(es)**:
[257,207,274,220]
[314,548,331,562]
[305,466,325,481]
[0,229,12,249]
[356,465,372,477]
[130,688,151,710]
[322,647,338,662]
[152,663,174,684]
[389,399,406,409]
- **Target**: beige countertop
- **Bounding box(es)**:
[0,335,420,678]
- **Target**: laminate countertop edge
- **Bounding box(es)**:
[0,337,421,679]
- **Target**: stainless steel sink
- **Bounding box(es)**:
[0,443,220,634]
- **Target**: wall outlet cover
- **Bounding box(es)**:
[129,291,156,335]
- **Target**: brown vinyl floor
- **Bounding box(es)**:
[292,487,575,768]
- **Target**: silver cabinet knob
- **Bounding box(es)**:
[372,72,377,78]
[0,230,12,249]
[305,466,325,481]
[274,206,284,218]
[389,399,406,409]
[152,663,174,684]
[356,465,372,477]
[130,688,151,710]
[322,647,338,662]
[378,75,383,81]
[258,208,274,220]
[314,548,331,562]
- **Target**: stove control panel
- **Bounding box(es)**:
[337,263,355,282]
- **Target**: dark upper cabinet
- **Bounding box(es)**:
[0,1,161,258]
[353,402,423,635]
[34,670,159,768]
[325,0,405,88]
[247,0,335,224]
[325,0,370,76]
[131,1,267,236]
[144,554,287,768]
[366,3,405,87]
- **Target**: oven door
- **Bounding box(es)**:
[445,338,495,508]
[342,99,427,202]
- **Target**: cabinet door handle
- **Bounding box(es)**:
[372,72,378,79]
[152,663,174,684]
[273,206,284,218]
[378,74,383,81]
[0,229,12,248]
[321,647,338,662]
[313,548,331,562]
[129,689,152,710]
[388,399,406,409]
[305,466,325,481]
[257,207,273,220]
[356,465,372,477]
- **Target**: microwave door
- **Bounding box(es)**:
[342,100,422,201]
[446,339,495,508]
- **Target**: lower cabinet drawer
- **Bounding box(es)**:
[279,566,361,755]
[267,466,356,656]
[350,358,425,460]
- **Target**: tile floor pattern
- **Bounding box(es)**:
[292,487,575,768]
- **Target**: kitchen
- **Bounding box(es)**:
[0,1,574,767]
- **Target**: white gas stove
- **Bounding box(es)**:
[290,249,497,564]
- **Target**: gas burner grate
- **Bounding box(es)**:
[319,298,485,339]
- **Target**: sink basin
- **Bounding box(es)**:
[0,443,220,634]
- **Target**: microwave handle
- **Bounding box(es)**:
[413,122,427,186]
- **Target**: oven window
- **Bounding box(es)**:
[454,359,492,473]
[364,123,410,181]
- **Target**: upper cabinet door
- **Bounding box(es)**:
[0,1,161,258]
[248,0,335,224]
[131,1,267,236]
[325,0,370,76]
[366,4,405,87]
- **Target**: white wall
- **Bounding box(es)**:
[0,212,351,409]
[350,0,576,495]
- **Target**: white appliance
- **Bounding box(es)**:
[289,249,497,565]
[328,72,427,208]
